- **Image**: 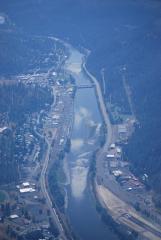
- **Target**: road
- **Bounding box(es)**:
[83,62,113,150]
[83,58,161,240]
[83,62,114,183]
[36,86,67,240]
[40,137,66,239]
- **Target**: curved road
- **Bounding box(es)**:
[37,86,67,240]
[83,62,113,150]
[83,56,161,240]
[40,137,66,239]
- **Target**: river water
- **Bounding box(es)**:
[65,46,118,240]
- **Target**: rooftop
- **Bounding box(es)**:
[20,187,35,193]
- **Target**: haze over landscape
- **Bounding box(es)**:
[0,0,161,240]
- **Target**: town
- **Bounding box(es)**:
[0,38,75,240]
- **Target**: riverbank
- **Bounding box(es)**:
[63,44,119,240]
[46,41,161,240]
[83,50,161,240]
[83,66,137,239]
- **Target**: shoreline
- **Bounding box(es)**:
[46,40,161,240]
[83,50,161,240]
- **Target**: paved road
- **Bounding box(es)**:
[83,63,113,150]
[37,86,67,240]
[83,63,114,182]
[83,59,161,240]
[40,137,66,239]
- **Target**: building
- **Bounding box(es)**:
[22,182,30,187]
[20,188,35,193]
[106,154,115,160]
[112,170,123,177]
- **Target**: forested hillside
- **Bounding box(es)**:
[0,15,65,77]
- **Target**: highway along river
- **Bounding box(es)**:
[64,45,118,240]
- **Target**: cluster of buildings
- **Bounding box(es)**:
[106,143,144,192]
[17,182,36,194]
[14,119,40,167]
[4,175,56,240]
[0,41,71,239]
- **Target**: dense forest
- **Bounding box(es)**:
[0,15,66,77]
[0,128,18,184]
[1,0,161,195]
[0,83,53,124]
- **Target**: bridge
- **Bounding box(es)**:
[76,84,95,89]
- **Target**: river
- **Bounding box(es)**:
[64,45,118,240]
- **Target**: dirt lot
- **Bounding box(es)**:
[96,183,161,240]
